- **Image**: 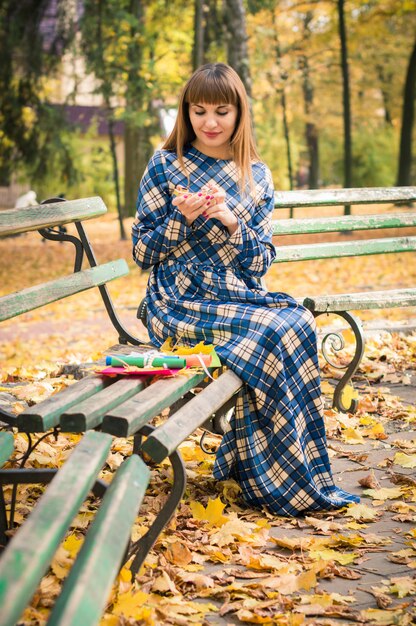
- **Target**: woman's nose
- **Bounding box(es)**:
[204,117,218,129]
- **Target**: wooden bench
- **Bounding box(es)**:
[0,430,150,626]
[271,186,416,412]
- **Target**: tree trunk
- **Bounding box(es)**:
[396,38,416,187]
[108,115,126,240]
[271,11,293,201]
[338,0,352,214]
[124,125,151,217]
[376,64,393,126]
[301,11,319,189]
[124,114,156,217]
[281,89,294,192]
[222,0,251,97]
[123,0,147,217]
[203,0,223,58]
[124,125,139,220]
[305,119,319,189]
[97,0,125,239]
[381,87,393,126]
[193,0,204,70]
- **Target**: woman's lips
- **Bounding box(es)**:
[203,131,220,138]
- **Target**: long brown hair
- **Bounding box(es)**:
[163,63,260,192]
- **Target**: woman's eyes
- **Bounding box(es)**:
[194,110,228,116]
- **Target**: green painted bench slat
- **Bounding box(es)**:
[142,370,243,463]
[0,432,14,466]
[274,186,416,208]
[0,260,129,323]
[102,371,208,438]
[304,288,416,313]
[273,236,416,263]
[60,377,147,432]
[0,431,112,626]
[18,375,107,433]
[273,212,416,236]
[0,197,107,237]
[47,455,150,626]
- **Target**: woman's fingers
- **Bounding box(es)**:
[172,185,228,226]
[172,195,184,207]
[173,192,210,224]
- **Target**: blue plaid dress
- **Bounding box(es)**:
[132,146,359,516]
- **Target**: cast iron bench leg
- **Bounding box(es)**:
[128,425,186,576]
[314,310,365,413]
[0,487,8,547]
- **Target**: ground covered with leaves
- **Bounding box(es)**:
[1,209,416,625]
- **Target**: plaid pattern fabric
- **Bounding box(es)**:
[132,146,359,515]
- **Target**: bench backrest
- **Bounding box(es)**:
[272,186,416,263]
[0,197,129,322]
[0,197,107,236]
[274,186,416,209]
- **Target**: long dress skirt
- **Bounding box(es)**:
[132,147,360,515]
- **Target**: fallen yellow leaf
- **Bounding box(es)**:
[363,487,404,500]
[389,575,416,597]
[394,452,416,468]
[190,497,228,527]
[308,548,358,565]
[340,384,359,408]
[112,591,154,622]
[62,533,84,558]
[360,607,414,625]
[210,517,267,547]
[342,427,365,444]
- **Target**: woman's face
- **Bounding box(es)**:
[188,102,238,159]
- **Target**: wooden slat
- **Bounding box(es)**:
[142,370,243,463]
[60,377,147,432]
[273,212,416,236]
[273,236,416,263]
[0,197,107,237]
[102,371,208,437]
[18,375,107,433]
[0,432,14,466]
[47,455,150,626]
[304,288,416,313]
[0,259,129,322]
[274,186,416,208]
[0,431,112,626]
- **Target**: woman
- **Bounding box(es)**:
[132,63,359,515]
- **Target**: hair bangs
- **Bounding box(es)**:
[185,71,239,107]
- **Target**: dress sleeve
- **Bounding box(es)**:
[131,151,192,270]
[228,165,276,278]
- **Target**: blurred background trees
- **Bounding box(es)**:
[0,0,415,233]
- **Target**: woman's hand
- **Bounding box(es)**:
[172,186,212,227]
[202,184,239,235]
[172,184,238,235]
